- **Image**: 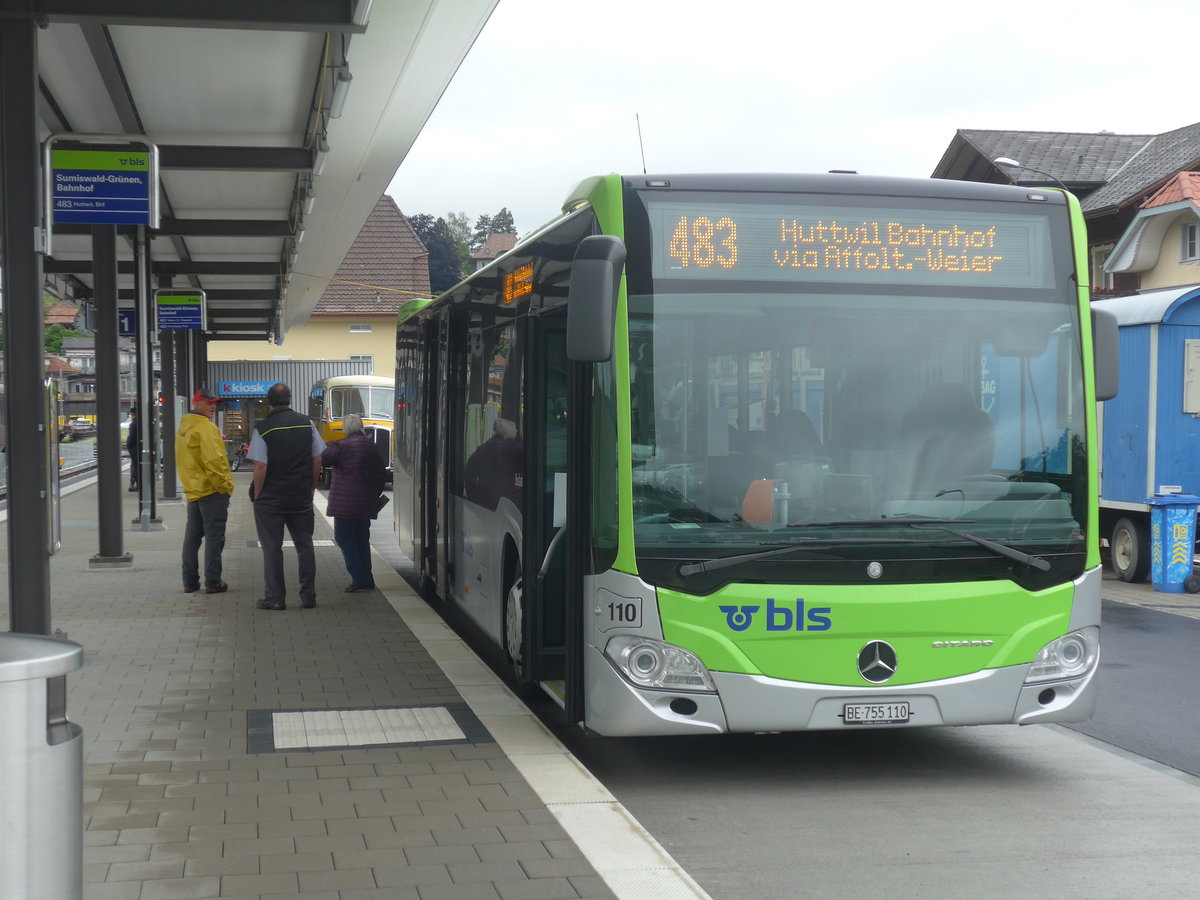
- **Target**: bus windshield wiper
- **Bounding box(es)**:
[676,542,836,577]
[905,523,1051,571]
[676,518,1051,577]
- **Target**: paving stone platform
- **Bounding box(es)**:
[0,468,708,900]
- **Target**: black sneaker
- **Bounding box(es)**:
[255,598,285,611]
[300,599,316,609]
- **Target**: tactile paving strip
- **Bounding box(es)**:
[246,701,490,753]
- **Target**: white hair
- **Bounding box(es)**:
[343,413,364,435]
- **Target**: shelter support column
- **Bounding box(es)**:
[0,18,51,633]
[90,226,131,566]
[131,226,160,529]
[158,277,178,501]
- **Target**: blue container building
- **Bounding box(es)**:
[1093,286,1200,582]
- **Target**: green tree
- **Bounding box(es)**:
[44,323,83,354]
[471,208,516,252]
[409,214,464,294]
[445,211,473,278]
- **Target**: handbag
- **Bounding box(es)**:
[372,493,390,515]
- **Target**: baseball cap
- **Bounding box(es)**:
[192,388,221,404]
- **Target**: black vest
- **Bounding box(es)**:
[253,407,315,511]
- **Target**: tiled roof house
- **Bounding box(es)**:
[932,121,1200,294]
[236,194,433,376]
[45,299,84,329]
[472,233,517,271]
[312,194,431,318]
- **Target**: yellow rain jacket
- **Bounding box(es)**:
[176,413,234,501]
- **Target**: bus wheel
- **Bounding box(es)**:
[1112,517,1149,583]
[504,575,523,667]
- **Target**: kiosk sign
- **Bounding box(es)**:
[156,291,205,331]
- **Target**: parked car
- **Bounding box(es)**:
[68,417,96,438]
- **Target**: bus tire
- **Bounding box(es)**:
[1112,517,1149,583]
[1185,574,1200,594]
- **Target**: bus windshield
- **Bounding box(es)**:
[628,290,1084,555]
[331,386,394,420]
[624,193,1085,575]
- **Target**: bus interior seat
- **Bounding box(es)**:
[769,409,824,459]
[899,383,995,494]
[707,431,773,518]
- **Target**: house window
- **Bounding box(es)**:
[1184,222,1200,262]
[349,354,374,367]
[348,324,372,333]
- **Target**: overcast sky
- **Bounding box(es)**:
[387,0,1195,236]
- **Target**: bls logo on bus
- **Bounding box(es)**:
[719,599,831,632]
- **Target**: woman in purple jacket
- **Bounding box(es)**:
[320,414,387,592]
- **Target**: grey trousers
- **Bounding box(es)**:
[182,492,230,590]
[252,503,316,605]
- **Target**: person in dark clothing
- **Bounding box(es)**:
[125,406,141,492]
[247,382,326,610]
[320,413,387,592]
[463,417,524,511]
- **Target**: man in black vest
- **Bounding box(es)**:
[248,382,326,610]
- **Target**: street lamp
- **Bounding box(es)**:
[992,157,1071,193]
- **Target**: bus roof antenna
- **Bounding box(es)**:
[636,113,647,175]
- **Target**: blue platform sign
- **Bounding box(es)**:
[156,291,205,331]
[49,149,153,226]
[118,308,136,337]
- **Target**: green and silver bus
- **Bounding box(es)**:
[394,173,1118,736]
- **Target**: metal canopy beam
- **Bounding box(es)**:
[47,259,281,276]
[56,218,293,237]
[119,289,280,302]
[159,145,312,172]
[0,0,367,32]
[208,311,276,321]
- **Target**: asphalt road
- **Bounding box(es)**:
[537,596,1200,899]
[1065,598,1200,776]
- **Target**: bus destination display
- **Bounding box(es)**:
[648,200,1054,289]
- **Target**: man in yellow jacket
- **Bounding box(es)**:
[176,388,234,594]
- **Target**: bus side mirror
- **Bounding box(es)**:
[567,235,626,363]
[1092,307,1119,401]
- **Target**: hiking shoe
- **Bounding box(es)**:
[255,598,285,611]
[204,582,228,594]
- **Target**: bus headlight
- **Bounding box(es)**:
[1024,627,1099,684]
[604,635,716,692]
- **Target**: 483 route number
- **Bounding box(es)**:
[668,216,738,269]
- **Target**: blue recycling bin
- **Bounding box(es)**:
[1146,493,1200,592]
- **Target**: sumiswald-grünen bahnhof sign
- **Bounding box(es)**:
[155,291,206,331]
[49,149,153,226]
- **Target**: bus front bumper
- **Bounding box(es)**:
[582,643,1097,737]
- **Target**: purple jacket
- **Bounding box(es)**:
[321,433,387,519]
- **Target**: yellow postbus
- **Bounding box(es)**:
[307,374,395,486]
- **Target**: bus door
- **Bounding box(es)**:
[430,310,458,598]
[522,316,572,699]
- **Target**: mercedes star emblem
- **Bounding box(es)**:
[857,640,898,683]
